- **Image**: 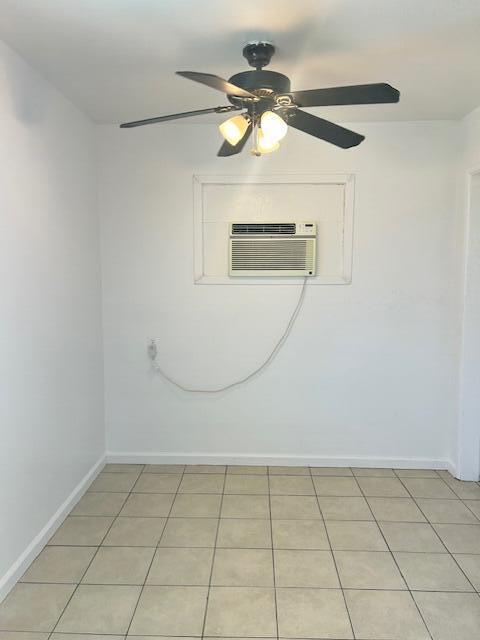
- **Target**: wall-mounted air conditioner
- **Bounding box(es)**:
[229,222,316,277]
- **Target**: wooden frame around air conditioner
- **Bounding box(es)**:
[193,173,355,285]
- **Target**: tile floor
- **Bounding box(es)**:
[1,465,480,640]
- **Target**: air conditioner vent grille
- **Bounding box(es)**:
[230,238,315,275]
[232,223,296,235]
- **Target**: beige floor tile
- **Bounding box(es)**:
[269,475,314,495]
[416,498,479,524]
[211,548,273,586]
[184,465,226,474]
[0,634,49,640]
[159,517,218,547]
[464,500,480,519]
[224,475,268,495]
[221,495,269,518]
[453,554,480,590]
[310,466,353,476]
[271,519,329,549]
[82,547,154,585]
[367,497,426,522]
[352,467,395,477]
[441,477,480,499]
[61,586,137,634]
[313,476,361,497]
[120,493,174,517]
[103,464,144,473]
[270,496,321,520]
[217,518,271,548]
[357,477,409,497]
[203,638,270,640]
[128,637,197,640]
[49,516,114,546]
[268,466,309,475]
[129,586,207,636]
[379,522,447,552]
[178,474,224,494]
[146,547,213,585]
[227,465,267,474]
[433,523,480,553]
[89,472,139,493]
[274,549,339,587]
[71,493,127,516]
[401,478,457,499]
[335,551,406,589]
[0,584,75,632]
[102,517,166,546]
[276,587,353,639]
[394,552,473,591]
[346,590,429,640]
[395,468,440,478]
[143,464,185,474]
[318,496,373,520]
[170,494,222,518]
[204,587,276,637]
[326,521,387,551]
[132,474,181,493]
[21,546,96,583]
[53,635,123,640]
[414,591,480,640]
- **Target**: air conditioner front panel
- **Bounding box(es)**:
[229,237,316,277]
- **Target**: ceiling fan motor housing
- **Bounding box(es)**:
[227,70,291,105]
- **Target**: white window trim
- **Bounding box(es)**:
[193,173,355,285]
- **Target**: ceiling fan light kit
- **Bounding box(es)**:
[219,113,251,146]
[120,41,400,157]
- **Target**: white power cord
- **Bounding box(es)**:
[148,277,308,393]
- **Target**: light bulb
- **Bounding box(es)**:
[219,114,249,146]
[260,110,288,143]
[256,128,280,154]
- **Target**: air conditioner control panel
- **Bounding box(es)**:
[295,222,316,235]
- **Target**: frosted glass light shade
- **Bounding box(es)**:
[219,114,249,146]
[257,129,280,154]
[260,110,288,143]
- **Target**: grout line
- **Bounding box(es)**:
[199,466,227,640]
[5,582,479,593]
[38,544,480,554]
[266,465,279,640]
[308,466,356,640]
[54,512,480,524]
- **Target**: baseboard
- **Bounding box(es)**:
[107,451,450,470]
[0,454,106,603]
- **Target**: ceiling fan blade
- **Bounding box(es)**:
[177,71,256,99]
[289,109,364,148]
[218,124,252,157]
[291,83,400,108]
[120,105,240,128]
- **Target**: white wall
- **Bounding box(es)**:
[0,40,104,593]
[455,107,480,479]
[99,120,460,468]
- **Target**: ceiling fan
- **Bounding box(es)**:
[120,41,400,157]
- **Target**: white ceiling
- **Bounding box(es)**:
[1,0,480,124]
